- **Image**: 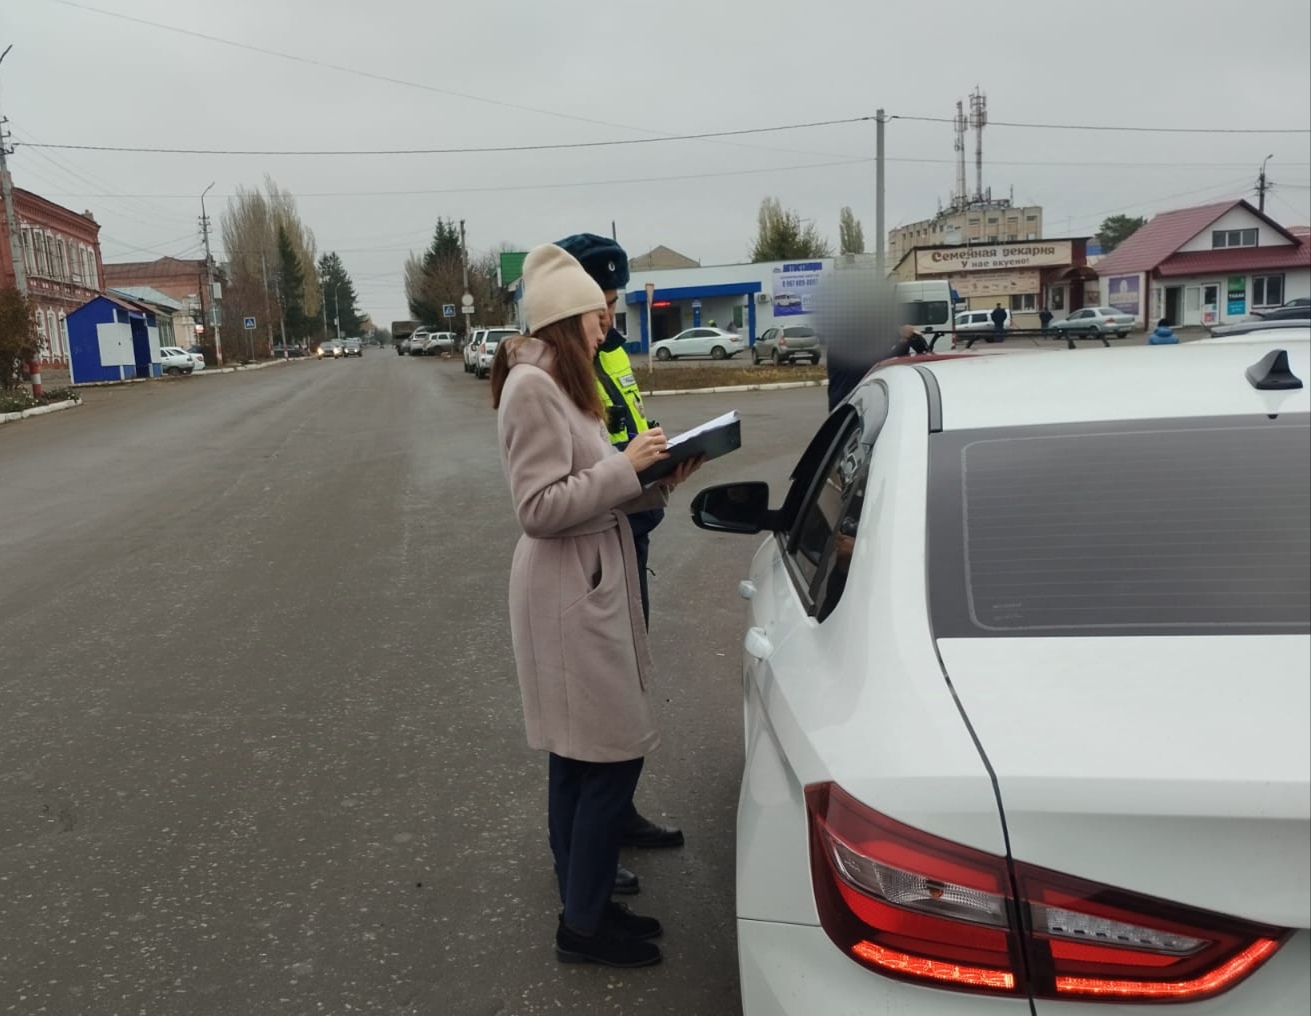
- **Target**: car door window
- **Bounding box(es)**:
[778,383,889,619]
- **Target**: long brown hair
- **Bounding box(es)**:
[491,316,604,421]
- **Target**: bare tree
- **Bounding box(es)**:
[219,176,320,343]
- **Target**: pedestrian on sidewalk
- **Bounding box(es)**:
[989,303,1008,343]
[1039,307,1054,335]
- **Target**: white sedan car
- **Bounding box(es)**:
[158,346,195,375]
[651,326,745,360]
[691,338,1310,1014]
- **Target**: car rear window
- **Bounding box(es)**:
[784,327,816,337]
[927,415,1311,637]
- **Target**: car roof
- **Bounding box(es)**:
[911,338,1311,431]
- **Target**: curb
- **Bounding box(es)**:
[0,397,82,425]
[648,379,827,397]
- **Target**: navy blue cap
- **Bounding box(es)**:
[555,233,630,291]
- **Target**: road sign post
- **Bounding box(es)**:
[442,304,456,319]
[243,317,258,361]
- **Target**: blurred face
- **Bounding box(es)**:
[601,290,619,331]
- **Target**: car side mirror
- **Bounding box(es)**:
[690,482,775,534]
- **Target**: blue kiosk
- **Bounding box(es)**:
[66,294,161,384]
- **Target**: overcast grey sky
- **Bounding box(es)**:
[4,0,1310,326]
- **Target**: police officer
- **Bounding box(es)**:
[555,234,685,880]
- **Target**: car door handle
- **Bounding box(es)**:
[744,627,773,661]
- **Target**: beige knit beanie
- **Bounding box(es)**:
[521,243,607,332]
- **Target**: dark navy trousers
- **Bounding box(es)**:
[549,753,645,934]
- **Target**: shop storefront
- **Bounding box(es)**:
[893,238,1094,328]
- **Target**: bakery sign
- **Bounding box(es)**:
[916,240,1072,275]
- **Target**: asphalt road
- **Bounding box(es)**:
[0,354,825,1016]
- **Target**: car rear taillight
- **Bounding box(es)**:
[779,337,788,348]
[806,783,1286,1002]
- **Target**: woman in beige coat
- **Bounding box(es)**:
[491,244,697,969]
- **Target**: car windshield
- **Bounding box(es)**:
[928,414,1311,637]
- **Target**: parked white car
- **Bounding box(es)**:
[158,346,195,375]
[463,328,486,372]
[651,326,745,360]
[471,327,519,379]
[690,336,1310,1014]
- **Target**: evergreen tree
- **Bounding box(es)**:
[317,251,363,337]
[276,225,309,338]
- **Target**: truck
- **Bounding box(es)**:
[391,320,420,356]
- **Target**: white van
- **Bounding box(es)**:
[896,280,953,346]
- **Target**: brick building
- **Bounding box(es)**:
[102,256,219,342]
[0,187,106,365]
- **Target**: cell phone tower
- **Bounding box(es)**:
[953,99,968,211]
[969,87,989,204]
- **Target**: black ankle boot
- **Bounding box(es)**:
[603,901,662,941]
[555,919,662,968]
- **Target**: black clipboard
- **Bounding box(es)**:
[636,412,741,486]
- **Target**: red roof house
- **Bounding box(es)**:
[1093,200,1309,327]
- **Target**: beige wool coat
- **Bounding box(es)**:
[497,338,667,763]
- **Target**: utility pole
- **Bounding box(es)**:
[199,182,223,366]
[1,45,40,396]
[261,251,277,356]
[1258,154,1274,214]
[459,218,471,334]
[334,286,341,339]
[875,108,886,280]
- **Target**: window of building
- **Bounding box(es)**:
[1026,213,1039,221]
[34,233,49,275]
[45,310,57,356]
[987,215,999,223]
[1252,274,1285,307]
[71,244,84,285]
[968,218,980,227]
[1027,233,1037,241]
[84,249,98,289]
[1211,228,1258,249]
[20,227,35,275]
[1051,287,1066,311]
[1006,234,1018,243]
[57,314,69,359]
[1010,294,1037,312]
[54,238,67,281]
[988,235,1000,243]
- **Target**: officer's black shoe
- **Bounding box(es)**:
[603,901,663,941]
[556,918,662,968]
[613,862,640,895]
[620,814,685,849]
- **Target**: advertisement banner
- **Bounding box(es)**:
[772,261,824,316]
[915,241,1072,275]
[1227,276,1247,316]
[1107,275,1141,316]
[950,270,1040,300]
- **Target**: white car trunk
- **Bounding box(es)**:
[938,635,1311,929]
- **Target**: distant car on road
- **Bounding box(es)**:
[1050,306,1134,338]
[158,347,195,375]
[317,340,343,359]
[754,325,821,365]
[340,337,363,357]
[652,327,745,361]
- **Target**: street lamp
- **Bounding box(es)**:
[333,285,342,340]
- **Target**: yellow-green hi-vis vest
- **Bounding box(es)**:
[595,346,650,446]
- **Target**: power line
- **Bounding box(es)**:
[892,114,1310,135]
[15,117,875,157]
[47,0,861,162]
